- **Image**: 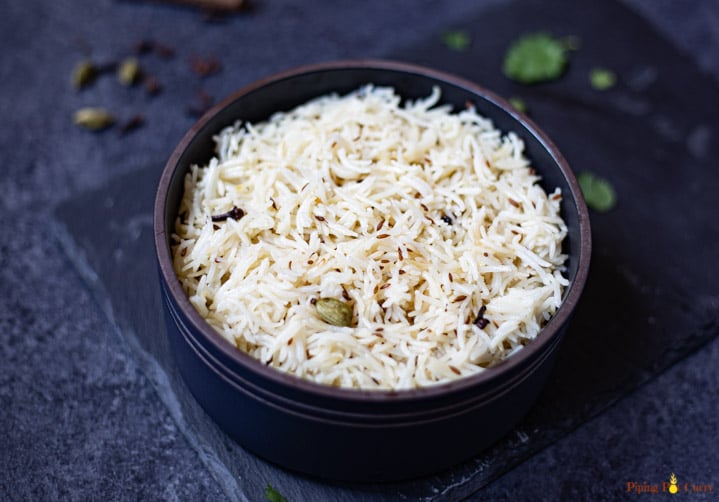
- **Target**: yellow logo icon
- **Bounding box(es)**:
[669,473,678,494]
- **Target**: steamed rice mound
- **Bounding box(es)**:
[172,86,568,390]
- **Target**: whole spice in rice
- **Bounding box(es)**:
[473,305,490,329]
[211,206,245,222]
[315,298,353,327]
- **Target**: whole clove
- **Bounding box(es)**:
[211,206,244,222]
[189,55,222,78]
[143,75,162,95]
[473,305,490,329]
[118,114,146,135]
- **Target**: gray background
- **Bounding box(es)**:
[2,0,718,500]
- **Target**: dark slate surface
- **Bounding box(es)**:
[52,0,719,499]
[3,0,719,500]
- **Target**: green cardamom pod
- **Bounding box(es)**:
[117,57,141,86]
[73,107,116,131]
[72,60,98,89]
[315,297,353,327]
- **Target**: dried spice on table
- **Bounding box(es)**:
[118,114,146,135]
[187,89,215,117]
[189,55,222,78]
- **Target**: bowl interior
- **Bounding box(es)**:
[155,60,591,401]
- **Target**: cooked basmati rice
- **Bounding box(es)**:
[172,85,568,390]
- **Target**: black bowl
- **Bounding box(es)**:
[153,60,591,482]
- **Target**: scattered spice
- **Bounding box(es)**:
[187,89,214,117]
[449,365,462,375]
[211,206,244,222]
[453,295,467,302]
[145,0,248,12]
[144,75,163,95]
[508,97,527,113]
[376,219,385,231]
[473,305,490,329]
[118,114,146,135]
[153,42,175,59]
[314,215,326,222]
[189,55,222,78]
[117,57,141,86]
[315,297,353,327]
[508,198,521,208]
[73,107,116,131]
[397,247,403,261]
[441,30,471,52]
[589,67,617,91]
[440,214,453,225]
[72,60,98,89]
[503,32,573,84]
[264,483,287,502]
[134,39,175,58]
[134,39,154,55]
[377,233,390,239]
[577,171,616,212]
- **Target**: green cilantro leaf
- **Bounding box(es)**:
[577,172,616,212]
[441,30,471,52]
[503,33,570,84]
[508,97,527,113]
[589,67,617,90]
[265,483,287,502]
